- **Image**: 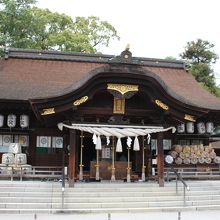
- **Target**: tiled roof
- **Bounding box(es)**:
[0,48,220,110]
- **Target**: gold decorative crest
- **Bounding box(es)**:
[107,83,139,95]
[73,96,88,106]
[184,114,196,122]
[155,99,169,110]
[41,108,55,115]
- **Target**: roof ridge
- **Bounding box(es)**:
[5,48,185,69]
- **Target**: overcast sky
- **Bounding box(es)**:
[36,0,220,82]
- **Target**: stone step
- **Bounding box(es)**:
[0,181,61,188]
[1,190,220,198]
[1,204,220,214]
[2,194,220,203]
[1,185,220,194]
[1,180,220,214]
[2,199,220,209]
[0,191,177,197]
[1,181,220,191]
[2,180,220,188]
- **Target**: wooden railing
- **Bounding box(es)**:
[0,166,63,181]
[164,166,220,181]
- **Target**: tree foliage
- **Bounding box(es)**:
[164,56,177,61]
[215,87,220,97]
[0,0,119,53]
[181,39,218,64]
[180,39,219,96]
[190,63,217,94]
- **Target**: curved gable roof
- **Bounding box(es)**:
[0,48,220,111]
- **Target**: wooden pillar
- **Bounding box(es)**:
[29,131,36,165]
[69,130,76,187]
[157,132,164,187]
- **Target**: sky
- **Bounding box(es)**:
[36,0,220,82]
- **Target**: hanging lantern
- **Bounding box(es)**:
[186,122,194,133]
[206,122,214,133]
[197,122,206,134]
[7,114,16,128]
[20,114,29,128]
[0,115,4,127]
[177,123,185,133]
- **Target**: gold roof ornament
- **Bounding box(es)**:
[155,99,169,110]
[73,96,88,106]
[107,83,138,96]
[184,114,196,122]
[125,44,130,51]
[41,108,55,116]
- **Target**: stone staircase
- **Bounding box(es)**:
[1,180,220,214]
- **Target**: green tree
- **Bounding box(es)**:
[0,0,119,54]
[180,39,219,96]
[215,87,220,97]
[181,39,218,64]
[164,56,177,61]
[0,0,36,49]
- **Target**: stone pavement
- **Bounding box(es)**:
[1,211,220,220]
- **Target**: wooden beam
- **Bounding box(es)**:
[77,107,158,116]
[157,132,164,187]
[69,129,76,187]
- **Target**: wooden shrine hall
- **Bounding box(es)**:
[0,48,220,187]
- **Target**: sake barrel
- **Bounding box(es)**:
[174,145,182,153]
[2,153,14,165]
[214,156,220,164]
[210,150,216,159]
[205,158,212,164]
[204,146,210,152]
[170,151,178,159]
[183,158,190,164]
[15,153,27,165]
[8,143,21,154]
[193,145,198,152]
[190,153,196,159]
[199,144,204,152]
[208,145,213,152]
[191,158,198,164]
[190,147,195,153]
[185,152,190,158]
[198,157,205,164]
[185,145,191,153]
[179,152,185,159]
[203,152,209,158]
[175,157,182,165]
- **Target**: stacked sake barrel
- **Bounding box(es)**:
[169,144,220,165]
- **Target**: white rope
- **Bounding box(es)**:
[57,122,176,149]
[58,123,175,136]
